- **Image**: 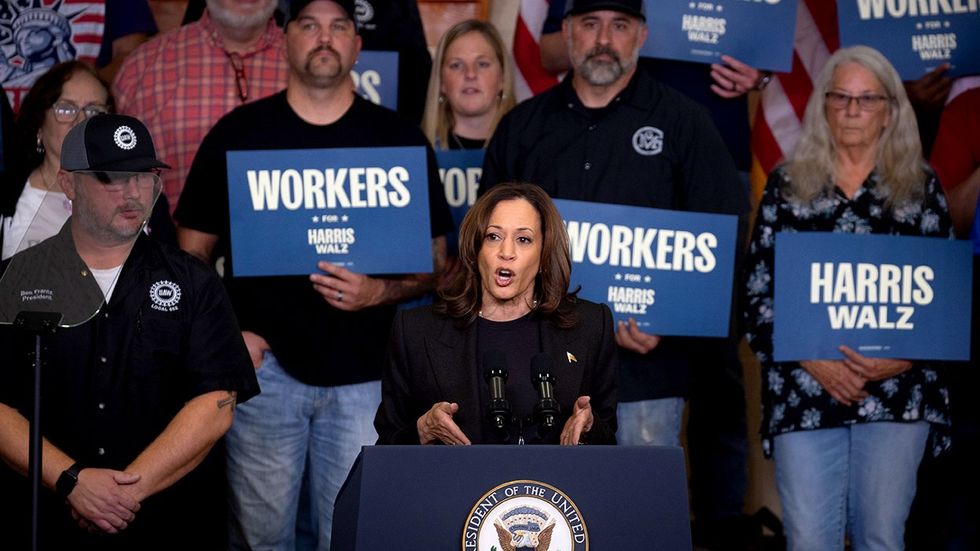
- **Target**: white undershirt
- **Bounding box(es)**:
[90,265,124,302]
[1,179,72,260]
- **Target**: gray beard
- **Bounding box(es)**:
[579,58,625,86]
[207,0,277,28]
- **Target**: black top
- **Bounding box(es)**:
[0,225,257,549]
[477,314,541,423]
[175,91,453,387]
[447,133,487,151]
[376,299,618,445]
[481,68,749,401]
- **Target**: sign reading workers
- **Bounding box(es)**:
[837,0,980,79]
[436,149,484,253]
[774,232,972,361]
[554,199,737,337]
[641,0,798,72]
[226,147,433,277]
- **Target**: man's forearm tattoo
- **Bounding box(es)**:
[217,391,238,411]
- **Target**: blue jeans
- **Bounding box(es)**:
[226,352,380,550]
[616,397,685,446]
[773,422,929,551]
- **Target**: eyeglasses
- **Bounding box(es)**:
[824,92,891,112]
[227,52,248,103]
[52,101,108,123]
[76,170,162,192]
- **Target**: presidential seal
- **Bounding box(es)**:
[462,480,588,551]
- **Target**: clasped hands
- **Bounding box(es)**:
[800,345,912,405]
[417,396,595,446]
[66,468,144,534]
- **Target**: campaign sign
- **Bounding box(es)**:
[773,232,972,361]
[837,1,980,79]
[554,199,738,337]
[226,147,432,277]
[640,0,797,72]
[435,149,484,253]
[352,50,398,111]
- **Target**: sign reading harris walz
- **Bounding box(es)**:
[837,0,980,79]
[773,233,972,362]
[554,199,738,337]
[641,0,798,72]
[226,147,432,277]
[352,51,398,110]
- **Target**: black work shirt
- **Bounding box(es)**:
[481,68,749,401]
[175,91,453,387]
[0,224,257,548]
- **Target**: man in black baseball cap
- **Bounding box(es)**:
[288,0,356,24]
[564,0,646,20]
[0,111,257,548]
[57,114,169,253]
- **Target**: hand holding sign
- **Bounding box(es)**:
[311,261,385,312]
[799,359,869,406]
[838,345,912,382]
[615,318,662,354]
[709,54,761,98]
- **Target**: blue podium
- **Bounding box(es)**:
[332,445,692,549]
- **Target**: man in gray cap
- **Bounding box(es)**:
[0,114,258,549]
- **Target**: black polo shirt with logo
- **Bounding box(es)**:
[481,67,749,401]
[0,224,257,549]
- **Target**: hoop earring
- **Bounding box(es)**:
[36,133,44,154]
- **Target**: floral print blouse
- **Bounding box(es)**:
[743,165,954,457]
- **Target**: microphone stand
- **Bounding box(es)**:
[14,310,62,551]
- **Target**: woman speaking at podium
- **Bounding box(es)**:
[375,183,617,445]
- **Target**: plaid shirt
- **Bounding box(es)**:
[113,12,288,213]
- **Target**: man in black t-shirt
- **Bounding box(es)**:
[0,114,257,550]
[173,1,451,549]
[482,0,749,456]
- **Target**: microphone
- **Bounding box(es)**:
[531,354,560,428]
[482,350,511,429]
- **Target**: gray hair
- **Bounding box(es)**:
[786,45,926,210]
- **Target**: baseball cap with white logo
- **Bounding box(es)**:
[61,114,170,173]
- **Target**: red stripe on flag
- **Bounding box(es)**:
[513,16,558,95]
[804,0,839,52]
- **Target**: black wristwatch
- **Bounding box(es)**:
[55,462,84,500]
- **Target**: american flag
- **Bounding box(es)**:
[512,0,559,101]
[749,0,839,200]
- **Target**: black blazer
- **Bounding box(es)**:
[375,298,618,445]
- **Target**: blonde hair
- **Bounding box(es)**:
[787,45,926,210]
[422,20,516,150]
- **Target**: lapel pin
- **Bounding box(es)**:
[566,351,577,363]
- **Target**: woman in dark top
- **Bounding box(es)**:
[376,182,617,445]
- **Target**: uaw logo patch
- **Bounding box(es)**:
[113,125,137,150]
[632,126,664,156]
[462,480,588,550]
[149,280,181,312]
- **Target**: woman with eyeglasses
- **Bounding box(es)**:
[0,61,174,260]
[741,46,954,550]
